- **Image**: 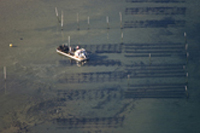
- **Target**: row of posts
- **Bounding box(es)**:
[55,7,124,44]
[184,32,189,98]
[55,7,123,31]
[147,32,189,65]
[2,32,189,96]
[55,7,189,98]
[128,32,189,98]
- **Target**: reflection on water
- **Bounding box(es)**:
[76,60,88,67]
[124,17,186,28]
[59,59,121,67]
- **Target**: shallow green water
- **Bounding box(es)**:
[0,0,200,133]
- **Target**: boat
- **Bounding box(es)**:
[56,44,89,62]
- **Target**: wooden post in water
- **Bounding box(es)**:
[183,65,186,71]
[149,53,152,65]
[121,30,123,44]
[106,16,110,29]
[55,7,60,23]
[87,16,90,30]
[127,74,130,87]
[77,13,80,30]
[184,32,189,64]
[186,72,188,84]
[184,32,187,44]
[68,36,70,47]
[185,85,188,98]
[186,52,189,63]
[4,66,6,81]
[119,12,123,29]
[61,11,64,30]
[185,43,188,51]
[4,66,6,94]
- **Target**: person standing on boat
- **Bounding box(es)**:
[62,44,69,52]
[76,46,79,50]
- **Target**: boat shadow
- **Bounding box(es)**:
[59,54,108,67]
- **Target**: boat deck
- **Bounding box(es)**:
[56,49,88,62]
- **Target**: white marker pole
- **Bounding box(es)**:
[183,65,185,70]
[55,7,60,23]
[127,74,130,87]
[185,43,188,51]
[186,72,188,84]
[77,13,80,30]
[121,31,123,44]
[88,16,90,30]
[106,16,110,29]
[4,66,6,94]
[61,11,64,30]
[185,85,188,98]
[184,32,187,44]
[149,53,152,65]
[4,66,6,81]
[68,36,70,47]
[186,52,189,63]
[119,12,123,29]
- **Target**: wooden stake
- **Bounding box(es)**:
[3,66,7,94]
[185,85,189,98]
[185,43,188,51]
[4,66,6,81]
[186,52,189,63]
[55,7,60,23]
[149,53,152,65]
[106,16,110,29]
[185,85,187,91]
[184,32,187,44]
[183,65,185,70]
[77,13,80,30]
[121,30,123,44]
[119,12,123,29]
[127,74,130,87]
[87,16,90,30]
[68,36,70,47]
[186,72,188,84]
[61,11,64,30]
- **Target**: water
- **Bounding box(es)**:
[0,0,200,133]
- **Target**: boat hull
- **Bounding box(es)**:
[56,49,88,62]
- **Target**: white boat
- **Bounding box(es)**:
[56,45,89,62]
